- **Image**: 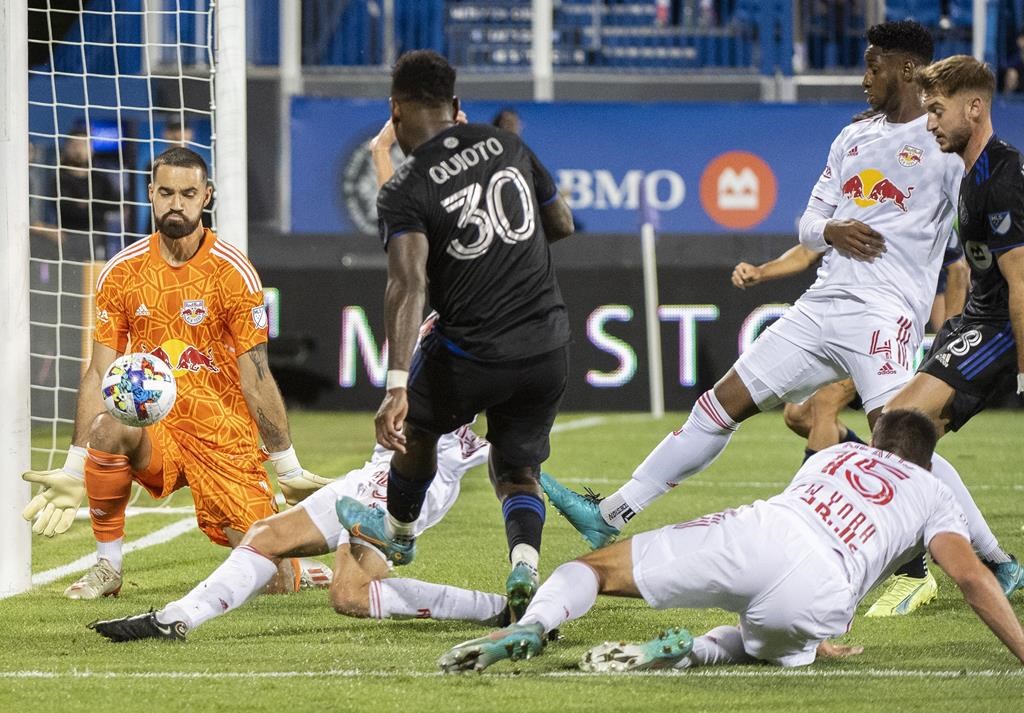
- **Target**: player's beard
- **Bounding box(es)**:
[156,211,199,239]
[939,124,972,155]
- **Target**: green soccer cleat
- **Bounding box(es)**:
[864,572,937,617]
[988,555,1024,597]
[580,627,694,672]
[505,561,539,622]
[88,611,187,643]
[540,472,620,549]
[438,622,546,673]
[335,496,416,565]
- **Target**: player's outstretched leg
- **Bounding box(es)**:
[540,472,620,549]
[335,497,416,565]
[988,555,1024,597]
[438,622,545,673]
[579,627,694,673]
[88,611,187,642]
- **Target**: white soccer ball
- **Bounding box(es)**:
[101,352,177,427]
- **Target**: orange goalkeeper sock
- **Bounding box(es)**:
[85,448,133,544]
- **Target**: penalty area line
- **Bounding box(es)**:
[1,668,1021,680]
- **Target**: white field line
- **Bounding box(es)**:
[568,478,1024,491]
[17,518,198,593]
[0,668,1022,681]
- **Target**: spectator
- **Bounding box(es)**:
[58,128,120,261]
[1002,28,1024,94]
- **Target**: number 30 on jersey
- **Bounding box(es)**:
[442,167,536,260]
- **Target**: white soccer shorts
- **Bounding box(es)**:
[294,462,462,552]
[631,502,858,667]
[734,297,919,414]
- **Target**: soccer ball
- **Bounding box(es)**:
[101,352,177,427]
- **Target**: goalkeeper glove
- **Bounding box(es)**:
[269,446,333,506]
[22,445,88,537]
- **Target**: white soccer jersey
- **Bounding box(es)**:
[771,443,970,601]
[803,114,962,329]
[298,425,490,551]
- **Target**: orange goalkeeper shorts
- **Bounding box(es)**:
[134,422,278,546]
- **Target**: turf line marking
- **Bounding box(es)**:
[1,668,1021,680]
[551,416,607,433]
[570,478,1024,491]
[18,517,197,592]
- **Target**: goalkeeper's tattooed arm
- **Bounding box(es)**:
[238,343,332,504]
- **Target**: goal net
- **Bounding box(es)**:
[2,0,246,594]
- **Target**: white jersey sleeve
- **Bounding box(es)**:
[923,480,971,548]
[809,130,847,208]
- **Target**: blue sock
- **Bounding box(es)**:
[841,427,865,445]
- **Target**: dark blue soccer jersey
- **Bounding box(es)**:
[958,135,1024,323]
[377,123,570,361]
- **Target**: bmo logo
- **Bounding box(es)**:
[700,151,777,230]
[557,169,686,211]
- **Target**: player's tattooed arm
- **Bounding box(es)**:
[239,343,292,452]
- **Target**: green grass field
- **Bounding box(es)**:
[2,410,1023,712]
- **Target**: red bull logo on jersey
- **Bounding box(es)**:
[151,339,220,376]
[180,299,208,326]
[896,144,923,167]
[841,169,914,212]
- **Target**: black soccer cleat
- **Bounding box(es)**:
[88,610,187,643]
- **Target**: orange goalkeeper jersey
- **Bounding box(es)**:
[93,230,269,454]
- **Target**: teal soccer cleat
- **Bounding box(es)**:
[580,627,694,672]
[540,472,620,549]
[438,623,546,673]
[505,561,539,622]
[989,555,1024,597]
[335,496,416,565]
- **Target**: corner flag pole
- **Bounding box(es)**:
[639,197,664,419]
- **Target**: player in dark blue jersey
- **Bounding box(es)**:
[882,55,1024,597]
[337,50,575,619]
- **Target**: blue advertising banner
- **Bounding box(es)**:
[290,98,1024,236]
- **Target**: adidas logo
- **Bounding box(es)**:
[847,145,859,156]
[135,303,150,317]
[937,353,951,367]
[877,363,897,375]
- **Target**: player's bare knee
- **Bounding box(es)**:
[783,403,812,437]
[87,412,141,454]
[240,517,287,559]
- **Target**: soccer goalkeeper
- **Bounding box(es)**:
[21,147,331,599]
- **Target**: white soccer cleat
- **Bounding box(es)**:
[297,558,333,590]
[64,559,123,600]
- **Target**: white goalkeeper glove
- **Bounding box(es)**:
[22,445,88,537]
[269,446,333,506]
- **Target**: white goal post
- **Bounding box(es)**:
[2,0,246,597]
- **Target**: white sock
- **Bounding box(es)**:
[385,513,416,544]
[157,545,278,630]
[370,577,507,623]
[930,453,1009,563]
[518,561,599,633]
[97,538,124,572]
[510,543,540,572]
[674,625,754,668]
[601,390,739,529]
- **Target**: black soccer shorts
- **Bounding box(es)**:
[405,334,568,468]
[917,316,1017,431]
